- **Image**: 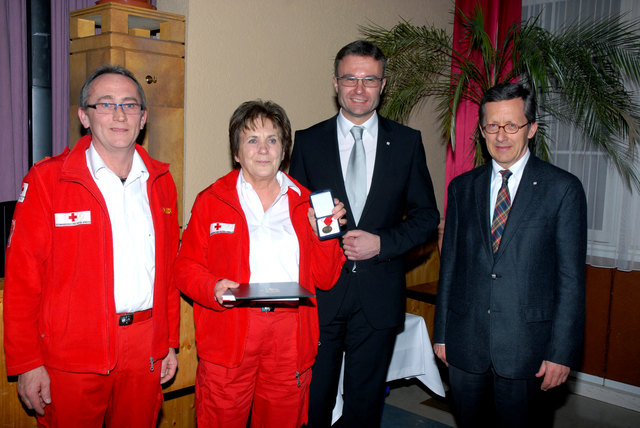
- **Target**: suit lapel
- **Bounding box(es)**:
[474,165,494,260]
[494,156,540,260]
[328,118,348,193]
[360,117,393,222]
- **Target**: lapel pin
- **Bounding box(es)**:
[533,181,538,186]
[386,141,391,146]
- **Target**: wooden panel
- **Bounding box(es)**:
[404,236,440,339]
[606,270,640,386]
[159,388,195,428]
[129,28,151,38]
[69,52,88,105]
[160,20,185,43]
[580,265,612,377]
[404,237,440,287]
[70,17,95,39]
[406,289,437,339]
[142,106,184,226]
[163,297,197,392]
[70,33,185,58]
[125,51,184,108]
[101,7,131,34]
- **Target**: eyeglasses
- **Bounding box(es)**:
[86,102,143,115]
[336,75,384,88]
[482,122,529,134]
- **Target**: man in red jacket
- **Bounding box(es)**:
[3,65,180,427]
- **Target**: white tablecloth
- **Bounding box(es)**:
[331,313,445,424]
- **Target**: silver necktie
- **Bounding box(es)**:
[346,126,367,224]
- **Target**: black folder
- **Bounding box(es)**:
[221,281,315,302]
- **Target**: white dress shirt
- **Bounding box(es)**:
[489,149,530,222]
[237,170,301,283]
[86,144,155,313]
[337,110,378,194]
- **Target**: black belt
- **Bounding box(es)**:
[117,308,152,326]
[259,306,299,312]
[250,303,299,313]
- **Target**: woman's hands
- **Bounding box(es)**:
[214,279,240,307]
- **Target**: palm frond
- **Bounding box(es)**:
[360,8,640,190]
[361,19,451,124]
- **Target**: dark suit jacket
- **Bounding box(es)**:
[433,155,587,379]
[289,115,440,329]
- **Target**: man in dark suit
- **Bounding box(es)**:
[433,82,587,427]
[289,40,440,427]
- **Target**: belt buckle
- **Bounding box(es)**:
[119,314,134,326]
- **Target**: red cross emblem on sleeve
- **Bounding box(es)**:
[209,222,235,235]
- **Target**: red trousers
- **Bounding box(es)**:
[38,317,163,428]
[196,308,311,428]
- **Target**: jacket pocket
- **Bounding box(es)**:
[524,305,553,322]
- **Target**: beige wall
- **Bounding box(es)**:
[157,0,450,223]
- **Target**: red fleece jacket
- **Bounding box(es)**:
[175,169,345,373]
[3,136,180,376]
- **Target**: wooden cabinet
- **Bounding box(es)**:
[69,2,185,227]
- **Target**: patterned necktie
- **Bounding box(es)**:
[491,170,513,253]
[346,126,366,224]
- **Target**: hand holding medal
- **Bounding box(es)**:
[308,190,347,240]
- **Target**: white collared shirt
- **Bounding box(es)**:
[86,143,155,313]
[237,170,301,283]
[337,110,378,194]
[489,149,531,223]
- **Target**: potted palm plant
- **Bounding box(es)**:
[362,6,640,189]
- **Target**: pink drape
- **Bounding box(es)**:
[444,0,522,209]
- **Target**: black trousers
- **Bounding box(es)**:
[306,276,398,428]
[448,364,555,428]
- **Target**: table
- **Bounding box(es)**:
[331,313,445,423]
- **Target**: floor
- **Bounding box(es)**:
[384,379,640,427]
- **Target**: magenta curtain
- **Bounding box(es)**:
[444,0,522,208]
[0,2,28,203]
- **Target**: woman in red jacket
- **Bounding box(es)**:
[175,100,346,427]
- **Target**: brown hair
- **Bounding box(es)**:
[228,100,292,170]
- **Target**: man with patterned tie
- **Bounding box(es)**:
[433,82,587,427]
[289,40,440,427]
